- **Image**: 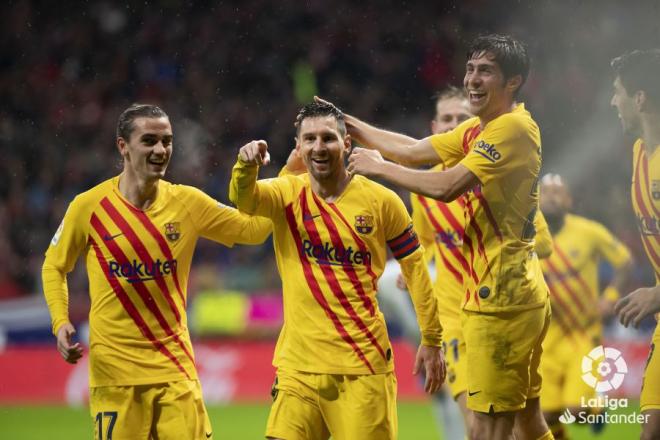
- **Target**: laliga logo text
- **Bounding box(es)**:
[559,345,650,425]
[581,345,627,392]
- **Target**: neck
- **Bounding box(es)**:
[480,100,517,128]
[545,212,566,235]
[640,114,660,153]
[118,170,160,210]
[310,170,351,202]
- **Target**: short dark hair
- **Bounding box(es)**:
[467,34,530,95]
[295,101,346,137]
[432,85,467,103]
[116,103,169,140]
[611,49,660,107]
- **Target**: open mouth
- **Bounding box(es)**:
[469,91,486,104]
[148,157,167,167]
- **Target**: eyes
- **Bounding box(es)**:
[302,133,339,144]
[140,135,173,147]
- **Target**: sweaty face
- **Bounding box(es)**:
[540,181,571,219]
[296,116,350,182]
[120,117,173,182]
[431,97,472,134]
[464,52,512,120]
[611,76,641,136]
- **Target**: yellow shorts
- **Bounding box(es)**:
[442,320,468,399]
[461,299,551,413]
[641,324,660,412]
[89,380,212,440]
[539,324,596,412]
[266,368,397,440]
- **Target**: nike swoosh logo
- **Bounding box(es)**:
[205,432,212,438]
[468,390,481,396]
[103,232,124,241]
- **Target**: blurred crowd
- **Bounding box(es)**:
[1,0,658,314]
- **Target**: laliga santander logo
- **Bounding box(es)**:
[581,345,628,392]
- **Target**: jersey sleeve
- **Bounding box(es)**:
[229,158,293,219]
[383,190,442,346]
[533,210,553,259]
[183,186,272,247]
[591,222,632,269]
[459,114,533,186]
[429,125,468,169]
[42,197,91,335]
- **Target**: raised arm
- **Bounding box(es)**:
[315,96,441,167]
[229,140,275,216]
[348,148,480,202]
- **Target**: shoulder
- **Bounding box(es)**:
[568,214,609,236]
[69,178,115,211]
[353,176,403,208]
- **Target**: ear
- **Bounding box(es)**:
[343,133,352,154]
[506,74,523,94]
[295,136,301,152]
[117,137,128,158]
[635,90,647,112]
[431,120,437,133]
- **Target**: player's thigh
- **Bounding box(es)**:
[461,303,547,414]
[538,330,565,413]
[641,325,660,413]
[151,380,212,440]
[322,373,397,440]
[90,385,150,440]
[443,321,468,399]
[266,370,330,440]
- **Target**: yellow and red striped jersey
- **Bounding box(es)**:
[632,139,660,284]
[412,165,553,325]
[43,176,271,387]
[410,167,466,328]
[430,103,548,312]
[540,214,631,338]
[230,164,442,375]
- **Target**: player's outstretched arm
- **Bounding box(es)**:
[229,140,270,215]
[615,284,660,328]
[314,96,440,167]
[348,148,479,202]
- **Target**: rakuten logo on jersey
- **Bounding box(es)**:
[108,259,178,283]
[302,240,372,266]
[474,140,501,162]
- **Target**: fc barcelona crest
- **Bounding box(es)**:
[355,215,374,234]
[164,222,181,242]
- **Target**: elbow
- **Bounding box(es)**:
[430,186,460,203]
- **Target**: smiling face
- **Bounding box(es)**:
[296,115,351,183]
[611,76,641,136]
[118,116,173,182]
[464,51,520,122]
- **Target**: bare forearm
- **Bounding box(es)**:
[374,161,461,202]
[345,115,426,166]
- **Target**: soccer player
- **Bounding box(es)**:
[229,101,446,440]
[538,173,632,439]
[322,34,553,440]
[42,104,272,439]
[610,49,660,440]
[375,86,472,439]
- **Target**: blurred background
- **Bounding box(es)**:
[1,0,659,438]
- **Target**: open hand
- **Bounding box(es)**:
[615,286,660,328]
[413,344,446,394]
